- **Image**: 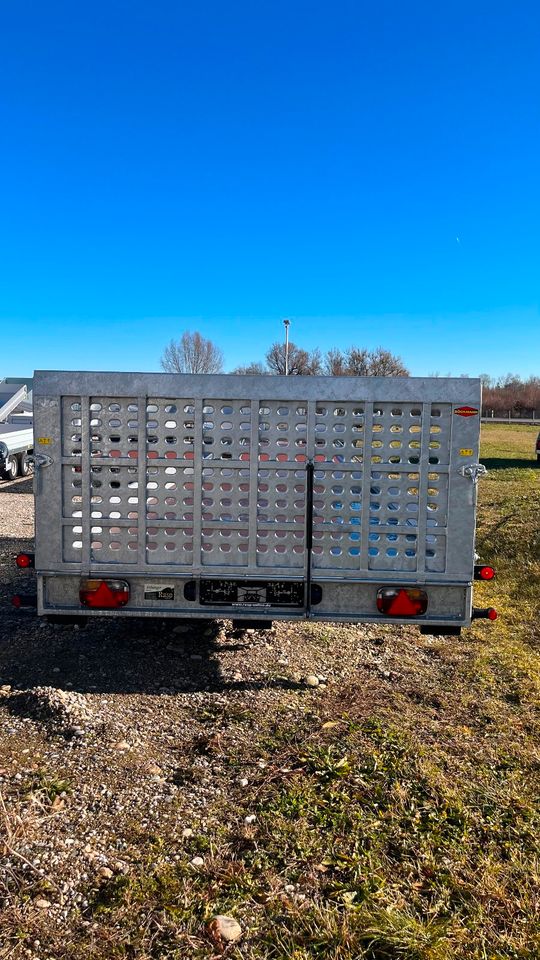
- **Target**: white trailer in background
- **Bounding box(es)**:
[0,379,34,481]
[19,370,496,633]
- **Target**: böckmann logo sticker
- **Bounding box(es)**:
[454,406,479,417]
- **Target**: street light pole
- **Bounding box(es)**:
[283,318,290,376]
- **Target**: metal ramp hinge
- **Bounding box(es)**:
[30,453,53,494]
[458,463,487,484]
[30,453,53,468]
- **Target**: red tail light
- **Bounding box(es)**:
[474,565,495,581]
[16,553,35,569]
[79,579,130,609]
[376,587,428,617]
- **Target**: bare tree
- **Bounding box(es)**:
[344,347,371,376]
[230,362,268,375]
[266,341,322,376]
[161,331,224,374]
[324,346,409,377]
[324,348,348,376]
[233,342,409,378]
[368,347,409,377]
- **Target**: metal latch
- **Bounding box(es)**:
[458,463,487,484]
[30,453,53,494]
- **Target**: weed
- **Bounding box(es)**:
[25,771,71,804]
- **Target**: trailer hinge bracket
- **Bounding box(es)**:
[458,463,487,484]
[30,453,53,494]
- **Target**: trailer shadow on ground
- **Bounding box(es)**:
[481,457,539,471]
[0,612,303,696]
[2,527,302,697]
[0,476,33,494]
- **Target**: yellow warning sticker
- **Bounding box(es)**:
[37,437,52,445]
[459,448,473,456]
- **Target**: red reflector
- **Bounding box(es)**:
[475,565,495,581]
[376,587,428,617]
[12,595,22,608]
[488,608,498,621]
[16,553,34,569]
[79,579,130,609]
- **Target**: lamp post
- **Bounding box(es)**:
[283,318,290,376]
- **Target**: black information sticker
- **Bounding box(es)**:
[144,584,175,601]
[199,579,304,607]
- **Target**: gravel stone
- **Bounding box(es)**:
[7,686,96,734]
[209,915,242,942]
[145,762,163,777]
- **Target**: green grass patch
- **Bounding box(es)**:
[473,424,540,701]
[78,711,540,958]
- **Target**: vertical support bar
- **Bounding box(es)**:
[80,395,91,576]
[358,401,374,574]
[137,394,147,569]
[415,401,432,581]
[247,398,260,570]
[305,399,317,581]
[192,398,204,572]
[445,399,476,578]
[33,395,63,570]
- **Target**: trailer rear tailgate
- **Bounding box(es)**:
[33,372,482,587]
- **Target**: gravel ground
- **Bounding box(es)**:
[0,475,429,955]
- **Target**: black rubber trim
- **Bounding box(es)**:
[305,460,314,617]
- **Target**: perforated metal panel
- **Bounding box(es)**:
[310,400,453,575]
[34,372,482,588]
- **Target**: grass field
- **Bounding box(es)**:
[3,424,540,959]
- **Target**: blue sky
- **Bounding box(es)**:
[0,0,538,378]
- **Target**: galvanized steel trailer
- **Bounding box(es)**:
[0,382,34,481]
[30,370,493,631]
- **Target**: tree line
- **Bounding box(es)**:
[161,331,409,377]
[480,374,540,418]
[160,334,538,413]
